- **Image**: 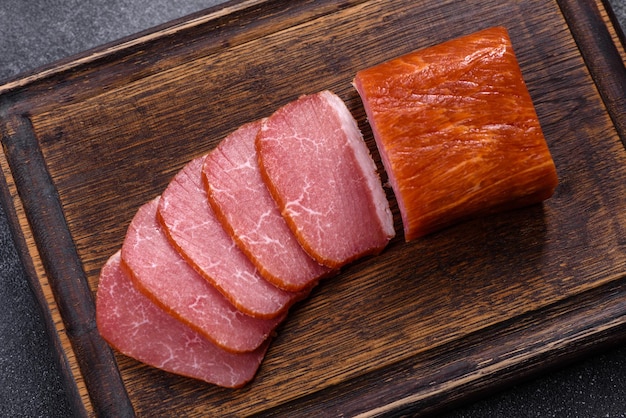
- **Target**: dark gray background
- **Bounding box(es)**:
[0,1,624,416]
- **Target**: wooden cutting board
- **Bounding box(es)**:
[1,0,625,416]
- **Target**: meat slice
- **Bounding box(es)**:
[122,197,284,353]
[256,90,395,268]
[204,121,334,292]
[353,26,558,241]
[158,155,302,319]
[96,251,268,388]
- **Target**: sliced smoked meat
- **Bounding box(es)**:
[256,90,395,268]
[204,121,334,292]
[121,197,284,353]
[158,155,302,319]
[96,251,268,388]
[353,26,558,241]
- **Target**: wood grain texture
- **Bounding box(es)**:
[599,0,626,62]
[0,115,133,416]
[557,0,626,146]
[0,143,88,417]
[1,0,625,416]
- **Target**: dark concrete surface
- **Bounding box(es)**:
[0,1,624,416]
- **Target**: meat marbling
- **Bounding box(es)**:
[96,251,268,388]
[158,155,303,319]
[256,90,395,268]
[204,120,334,292]
[121,197,284,353]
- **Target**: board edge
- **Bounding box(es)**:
[0,114,135,417]
[252,274,626,417]
[557,0,626,148]
[0,138,88,418]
